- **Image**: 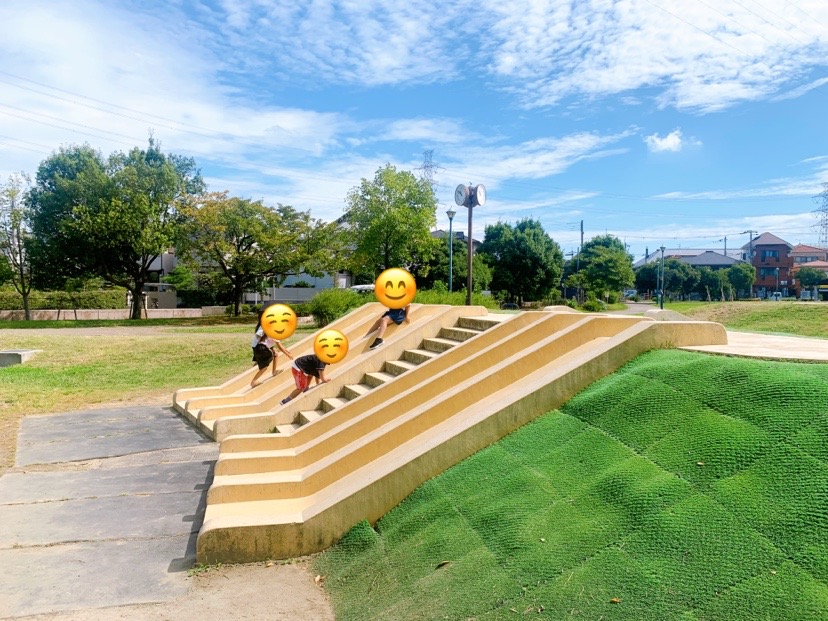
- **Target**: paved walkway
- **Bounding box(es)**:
[683,330,828,362]
[0,406,217,618]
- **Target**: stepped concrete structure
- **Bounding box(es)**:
[173,304,727,563]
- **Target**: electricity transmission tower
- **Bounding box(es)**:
[814,183,828,248]
[417,150,442,195]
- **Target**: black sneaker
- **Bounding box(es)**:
[280,397,291,405]
[369,337,384,349]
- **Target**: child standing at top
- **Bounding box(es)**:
[279,353,329,405]
[251,314,293,388]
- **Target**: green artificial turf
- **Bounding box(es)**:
[315,350,828,620]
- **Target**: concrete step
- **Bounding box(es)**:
[342,383,372,400]
[320,397,349,413]
[402,348,439,365]
[421,337,459,353]
[363,371,395,388]
[298,410,323,425]
[439,326,480,341]
[384,359,417,376]
[458,315,507,331]
[274,423,301,435]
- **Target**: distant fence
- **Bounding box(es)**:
[0,308,207,321]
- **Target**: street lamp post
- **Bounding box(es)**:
[775,267,779,295]
[454,183,486,306]
[446,208,456,292]
[660,245,666,310]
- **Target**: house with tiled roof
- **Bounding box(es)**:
[742,232,793,298]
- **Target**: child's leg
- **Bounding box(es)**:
[376,315,392,338]
[250,366,267,387]
[365,316,382,337]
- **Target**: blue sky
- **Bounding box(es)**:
[2,0,828,262]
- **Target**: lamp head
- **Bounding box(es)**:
[446,208,456,220]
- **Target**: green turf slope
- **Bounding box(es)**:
[315,350,828,621]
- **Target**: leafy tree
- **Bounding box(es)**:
[662,259,699,300]
[796,266,826,289]
[697,267,731,301]
[582,245,635,301]
[162,264,233,308]
[634,262,659,294]
[420,232,491,293]
[176,192,343,315]
[0,173,34,319]
[27,140,204,319]
[727,262,756,298]
[577,235,634,299]
[0,255,11,286]
[344,164,436,278]
[478,218,563,304]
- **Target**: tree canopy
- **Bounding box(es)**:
[176,192,344,315]
[797,266,826,288]
[478,218,563,304]
[575,234,634,300]
[343,164,436,280]
[27,140,204,318]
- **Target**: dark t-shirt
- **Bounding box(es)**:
[383,307,407,324]
[294,354,327,378]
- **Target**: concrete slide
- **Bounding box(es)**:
[180,305,726,563]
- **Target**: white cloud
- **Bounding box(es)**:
[481,0,828,112]
[644,129,684,152]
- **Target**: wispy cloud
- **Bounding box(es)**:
[482,0,828,112]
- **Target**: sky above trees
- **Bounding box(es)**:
[2,0,828,261]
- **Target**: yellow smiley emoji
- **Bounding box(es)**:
[261,304,298,340]
[314,329,349,363]
[374,268,416,309]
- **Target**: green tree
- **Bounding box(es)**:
[662,259,699,300]
[27,140,204,319]
[796,266,826,289]
[0,173,34,319]
[634,262,659,295]
[344,164,436,279]
[697,267,731,301]
[478,218,563,304]
[726,262,756,298]
[420,233,491,294]
[577,235,634,300]
[176,192,342,315]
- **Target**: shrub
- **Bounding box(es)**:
[308,288,364,327]
[0,289,127,310]
[413,288,499,309]
[581,298,605,312]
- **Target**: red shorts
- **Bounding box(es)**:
[292,366,311,392]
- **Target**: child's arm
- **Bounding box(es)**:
[274,341,293,359]
[318,367,329,383]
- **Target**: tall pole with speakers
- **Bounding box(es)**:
[454,183,486,306]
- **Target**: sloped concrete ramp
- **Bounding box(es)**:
[187,306,726,563]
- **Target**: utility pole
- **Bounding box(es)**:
[741,230,757,262]
[576,220,584,303]
[659,245,666,309]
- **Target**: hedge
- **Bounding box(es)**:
[0,289,128,310]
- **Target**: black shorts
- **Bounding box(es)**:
[252,343,273,370]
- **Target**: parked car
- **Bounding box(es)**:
[500,302,519,310]
[350,284,375,293]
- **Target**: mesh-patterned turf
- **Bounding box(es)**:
[314,350,828,620]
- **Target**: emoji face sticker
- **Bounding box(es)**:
[374,268,416,309]
[261,304,298,341]
[314,329,349,364]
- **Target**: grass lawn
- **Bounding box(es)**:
[315,350,828,620]
[659,301,828,338]
[0,319,315,472]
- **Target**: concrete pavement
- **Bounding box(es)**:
[0,406,217,618]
